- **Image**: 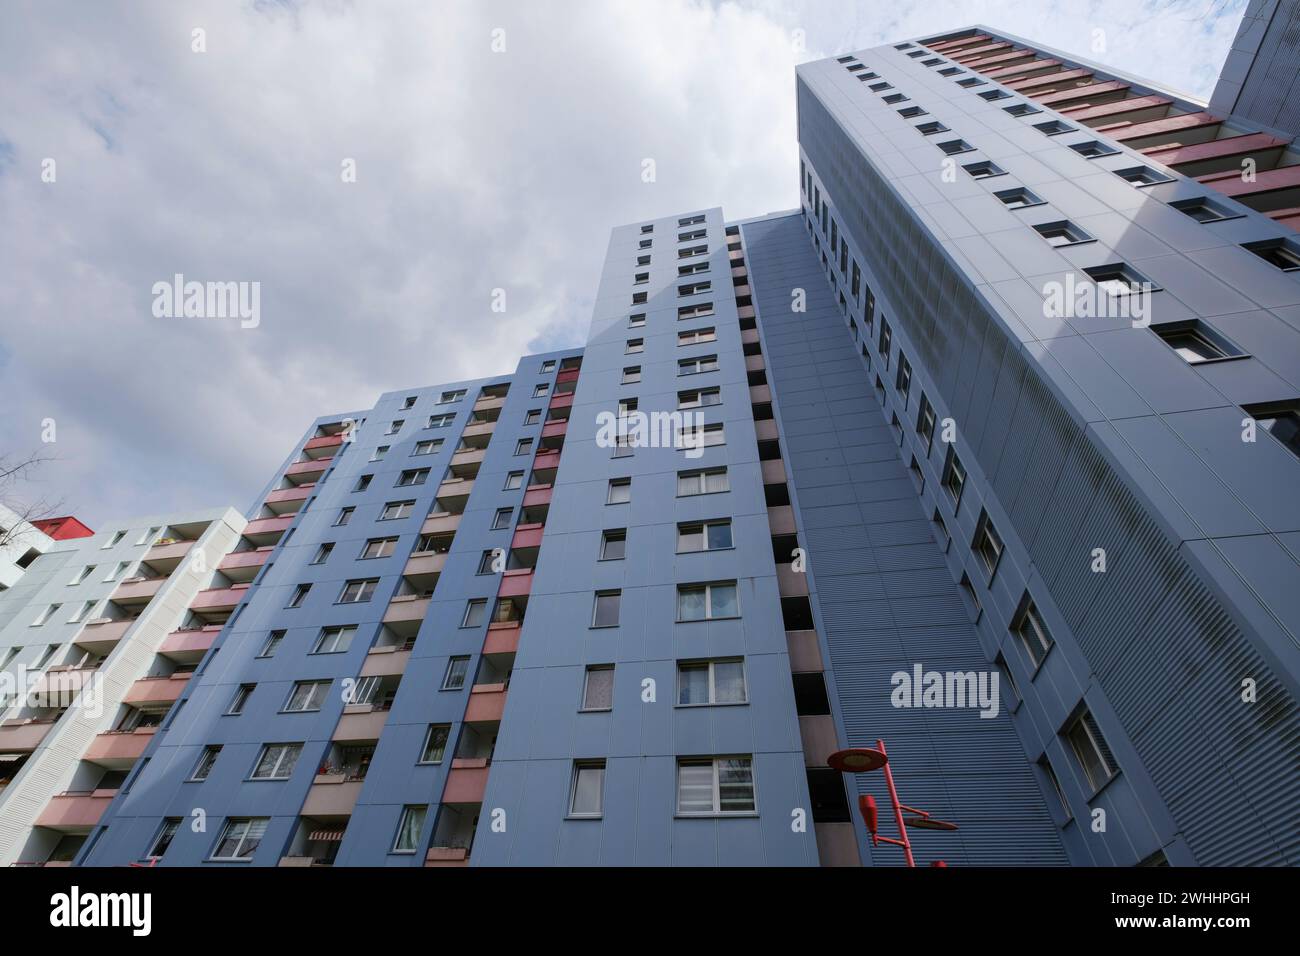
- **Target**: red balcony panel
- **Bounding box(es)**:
[1034,80,1130,107]
[951,41,1012,62]
[265,485,312,505]
[75,618,132,654]
[111,576,165,604]
[244,515,293,537]
[521,484,552,508]
[929,33,990,52]
[548,392,574,411]
[304,434,344,452]
[442,764,490,804]
[556,368,580,384]
[511,523,544,550]
[498,569,533,598]
[84,727,157,764]
[218,549,271,573]
[0,719,57,753]
[464,685,507,723]
[483,621,522,655]
[190,584,250,611]
[1059,94,1172,123]
[302,777,364,816]
[986,57,1060,80]
[1267,207,1300,231]
[1099,111,1221,143]
[425,847,469,866]
[286,457,331,478]
[533,450,561,471]
[1142,132,1289,168]
[1006,67,1092,91]
[35,790,117,830]
[160,626,221,657]
[124,673,191,706]
[541,420,568,440]
[965,48,1033,70]
[1198,163,1300,200]
[144,540,193,564]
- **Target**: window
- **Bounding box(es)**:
[882,92,909,104]
[1169,196,1239,223]
[380,500,414,520]
[401,395,417,409]
[102,530,126,548]
[679,423,724,450]
[503,471,524,490]
[442,656,470,690]
[600,529,627,560]
[539,359,557,373]
[338,578,378,603]
[898,105,927,118]
[69,565,95,585]
[1003,102,1040,117]
[413,439,440,456]
[313,625,356,654]
[68,600,97,624]
[1243,237,1300,271]
[1065,711,1116,791]
[878,317,892,364]
[1069,140,1119,159]
[287,584,311,608]
[592,590,621,627]
[676,520,732,552]
[678,355,719,376]
[1033,119,1074,135]
[34,643,58,667]
[868,81,891,92]
[310,542,334,565]
[31,604,61,626]
[283,680,330,713]
[678,260,708,276]
[1152,321,1243,363]
[569,761,606,817]
[334,507,354,527]
[103,561,130,582]
[1085,262,1158,296]
[427,413,454,428]
[396,468,429,487]
[606,478,631,504]
[677,659,746,705]
[677,756,755,814]
[896,353,912,403]
[632,291,647,304]
[622,366,641,384]
[678,326,716,346]
[677,467,728,496]
[136,526,162,545]
[942,447,966,508]
[581,665,614,711]
[916,394,936,451]
[386,419,404,435]
[492,507,514,530]
[513,437,534,457]
[1114,165,1173,186]
[1033,220,1093,247]
[257,630,285,658]
[372,445,389,460]
[677,582,738,620]
[678,302,714,320]
[392,806,426,853]
[462,599,487,628]
[147,818,181,859]
[936,139,973,155]
[1015,597,1055,668]
[477,550,498,574]
[438,389,466,404]
[640,223,654,234]
[1244,402,1300,459]
[677,387,721,409]
[226,684,255,715]
[190,745,221,781]
[420,725,450,763]
[916,121,949,135]
[962,160,1005,179]
[972,511,1004,581]
[678,244,708,259]
[628,312,646,327]
[626,338,644,353]
[978,88,1010,100]
[993,186,1043,209]
[211,818,268,861]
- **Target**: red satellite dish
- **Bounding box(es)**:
[827,748,887,773]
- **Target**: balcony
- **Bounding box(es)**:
[159,625,221,663]
[425,847,469,867]
[285,457,331,482]
[755,419,779,442]
[421,513,460,536]
[0,718,58,753]
[190,584,251,614]
[464,684,507,723]
[498,569,533,599]
[110,576,165,606]
[435,478,475,509]
[745,354,765,373]
[483,621,522,656]
[360,644,412,678]
[84,727,157,768]
[31,665,99,707]
[302,775,365,816]
[75,618,133,655]
[510,523,544,551]
[761,458,786,484]
[442,758,490,804]
[331,704,389,742]
[142,539,193,572]
[541,420,568,440]
[472,394,505,413]
[786,630,823,672]
[799,715,838,767]
[264,484,313,515]
[460,421,494,440]
[776,562,809,598]
[557,368,580,384]
[737,305,755,320]
[522,483,552,508]
[35,790,118,831]
[303,433,345,457]
[548,392,573,411]
[243,515,293,544]
[741,328,761,346]
[768,505,796,536]
[217,547,272,584]
[382,594,430,633]
[533,449,561,472]
[448,447,485,478]
[124,673,191,706]
[403,550,446,580]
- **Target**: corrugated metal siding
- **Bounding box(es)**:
[742,212,1068,866]
[797,80,1299,865]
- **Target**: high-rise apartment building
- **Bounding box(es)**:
[71,24,1298,868]
[0,508,245,865]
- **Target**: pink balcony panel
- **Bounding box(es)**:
[124,673,191,706]
[541,420,568,440]
[464,684,507,723]
[360,646,412,678]
[986,57,1060,80]
[557,368,580,384]
[521,484,552,508]
[442,763,490,804]
[0,718,57,752]
[548,392,574,411]
[1142,132,1288,168]
[244,515,293,537]
[332,705,389,742]
[1099,111,1222,144]
[286,457,331,478]
[1035,80,1130,107]
[160,626,221,657]
[422,513,460,536]
[191,584,250,611]
[777,562,809,597]
[425,847,469,866]
[303,434,344,452]
[302,777,364,816]
[755,419,779,442]
[1006,67,1092,92]
[498,569,533,598]
[511,523,544,550]
[265,485,312,505]
[144,540,193,564]
[1059,94,1172,123]
[786,630,823,672]
[483,621,522,655]
[533,449,561,471]
[84,727,158,763]
[111,577,165,603]
[35,790,117,830]
[218,549,271,573]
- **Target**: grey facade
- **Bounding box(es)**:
[1211,0,1300,141]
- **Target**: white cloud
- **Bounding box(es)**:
[0,0,1243,523]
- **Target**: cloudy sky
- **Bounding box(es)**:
[0,0,1246,527]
